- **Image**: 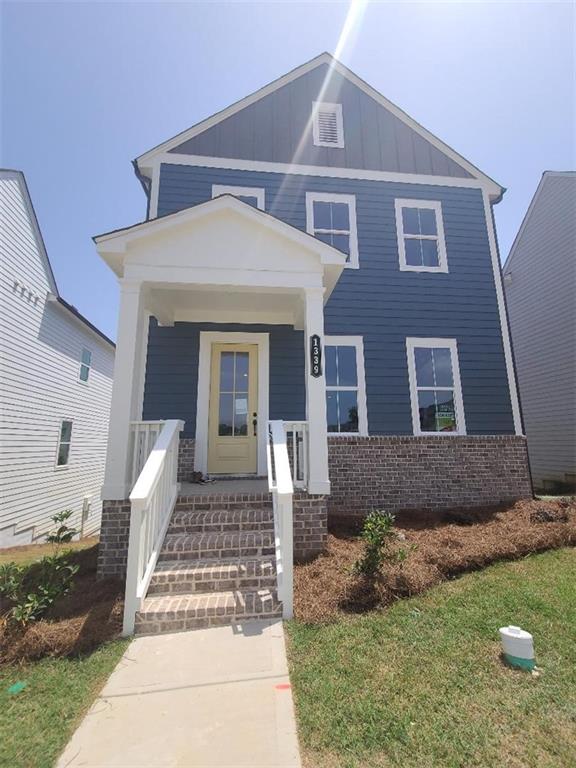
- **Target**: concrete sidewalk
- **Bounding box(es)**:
[57,620,301,768]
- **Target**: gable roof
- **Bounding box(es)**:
[135,52,503,200]
[0,169,115,348]
[503,171,576,273]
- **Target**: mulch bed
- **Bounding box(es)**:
[294,497,576,623]
[0,545,124,664]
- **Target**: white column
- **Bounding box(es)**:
[102,280,148,500]
[303,287,330,495]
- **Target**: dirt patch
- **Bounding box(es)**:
[295,497,576,623]
[0,544,124,664]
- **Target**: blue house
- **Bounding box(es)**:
[94,54,532,634]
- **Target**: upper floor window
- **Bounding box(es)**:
[325,336,368,435]
[79,348,91,382]
[312,102,344,148]
[305,192,359,269]
[406,338,466,435]
[212,185,265,210]
[56,419,73,467]
[395,199,448,273]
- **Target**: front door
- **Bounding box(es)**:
[208,343,258,474]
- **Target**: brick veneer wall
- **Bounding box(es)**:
[293,492,327,561]
[178,439,196,482]
[97,500,131,580]
[327,435,532,518]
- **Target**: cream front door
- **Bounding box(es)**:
[208,343,258,474]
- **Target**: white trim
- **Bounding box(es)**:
[195,332,270,476]
[395,199,448,273]
[481,189,523,435]
[324,335,368,436]
[212,184,265,210]
[149,160,160,219]
[312,101,344,148]
[406,337,466,436]
[135,53,502,198]
[305,191,359,269]
[149,152,499,197]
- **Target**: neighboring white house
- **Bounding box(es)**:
[504,171,576,493]
[0,169,115,547]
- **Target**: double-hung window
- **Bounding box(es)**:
[306,192,359,268]
[406,338,466,435]
[395,199,448,273]
[212,185,265,210]
[56,420,73,467]
[324,336,367,435]
[79,348,91,382]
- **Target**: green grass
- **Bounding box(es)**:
[0,639,129,768]
[0,537,99,567]
[286,548,576,768]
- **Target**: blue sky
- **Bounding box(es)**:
[2,1,574,340]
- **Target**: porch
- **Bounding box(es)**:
[94,195,345,634]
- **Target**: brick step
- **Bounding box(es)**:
[147,557,277,595]
[134,588,282,635]
[174,496,271,512]
[168,508,274,535]
[159,530,276,562]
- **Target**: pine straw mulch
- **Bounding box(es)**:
[0,545,124,664]
[294,497,576,624]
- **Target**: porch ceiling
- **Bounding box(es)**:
[94,195,347,299]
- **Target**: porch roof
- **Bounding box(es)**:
[94,195,348,298]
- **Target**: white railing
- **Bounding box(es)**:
[283,421,309,489]
[129,420,165,489]
[266,420,296,620]
[122,419,184,635]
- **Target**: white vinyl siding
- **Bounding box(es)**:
[0,173,114,546]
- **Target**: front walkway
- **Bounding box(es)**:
[57,620,301,767]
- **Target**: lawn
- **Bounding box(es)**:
[286,548,576,768]
[0,536,99,567]
[0,639,129,768]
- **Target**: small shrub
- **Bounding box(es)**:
[0,553,79,627]
[353,511,407,578]
[46,509,78,546]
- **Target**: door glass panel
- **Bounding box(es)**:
[219,352,235,391]
[218,393,233,436]
[234,352,249,391]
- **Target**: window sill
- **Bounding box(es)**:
[400,265,449,274]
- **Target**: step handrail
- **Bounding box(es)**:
[266,420,294,619]
[122,419,184,635]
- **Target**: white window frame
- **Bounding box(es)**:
[79,347,92,383]
[211,184,265,210]
[312,101,344,148]
[324,335,368,436]
[406,337,466,436]
[305,191,359,269]
[55,419,73,469]
[395,199,448,273]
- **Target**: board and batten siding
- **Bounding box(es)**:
[170,63,472,178]
[0,172,114,546]
[143,164,515,436]
[504,172,576,488]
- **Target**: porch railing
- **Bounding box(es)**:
[283,421,309,489]
[266,420,297,619]
[122,419,184,635]
[129,420,165,489]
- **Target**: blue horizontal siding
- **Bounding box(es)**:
[143,321,305,439]
[147,165,515,435]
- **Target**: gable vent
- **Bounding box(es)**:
[313,102,344,148]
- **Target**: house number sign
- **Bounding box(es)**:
[310,334,322,378]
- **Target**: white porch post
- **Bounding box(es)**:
[303,287,330,495]
[102,280,149,500]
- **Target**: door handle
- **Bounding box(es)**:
[252,413,257,436]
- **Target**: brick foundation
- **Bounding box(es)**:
[327,435,532,518]
[97,500,131,580]
[178,439,196,482]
